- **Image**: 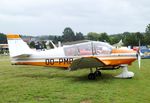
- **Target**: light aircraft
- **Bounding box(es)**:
[7,34,141,80]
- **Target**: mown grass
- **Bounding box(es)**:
[0,56,150,103]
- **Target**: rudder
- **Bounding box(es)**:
[7,34,32,57]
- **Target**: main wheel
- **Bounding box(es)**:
[88,73,96,80]
[94,71,101,76]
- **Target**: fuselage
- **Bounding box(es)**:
[11,41,137,69]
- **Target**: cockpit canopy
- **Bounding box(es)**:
[64,41,113,56]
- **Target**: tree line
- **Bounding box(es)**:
[0,33,7,44]
[1,24,150,47]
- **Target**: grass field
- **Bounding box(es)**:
[0,56,150,103]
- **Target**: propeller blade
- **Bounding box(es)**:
[138,40,141,70]
[138,52,141,69]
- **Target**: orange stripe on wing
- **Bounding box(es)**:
[7,34,20,39]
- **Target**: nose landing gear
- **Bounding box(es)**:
[115,64,134,78]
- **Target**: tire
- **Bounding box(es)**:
[88,73,96,80]
[94,71,101,76]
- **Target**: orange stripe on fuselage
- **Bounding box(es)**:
[110,49,137,65]
[101,58,136,65]
[112,49,136,53]
[15,61,71,68]
[13,56,136,68]
[7,34,20,39]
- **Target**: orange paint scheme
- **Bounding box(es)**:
[102,57,136,65]
[14,56,136,68]
[7,34,20,39]
[15,62,70,68]
[112,48,136,53]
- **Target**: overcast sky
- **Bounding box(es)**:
[0,0,150,36]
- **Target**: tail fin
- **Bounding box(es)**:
[7,34,32,57]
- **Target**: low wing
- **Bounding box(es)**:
[69,57,106,70]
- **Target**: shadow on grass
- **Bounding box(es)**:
[16,71,117,83]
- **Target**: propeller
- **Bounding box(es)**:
[137,40,141,69]
[137,51,141,69]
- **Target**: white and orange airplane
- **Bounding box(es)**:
[7,34,141,80]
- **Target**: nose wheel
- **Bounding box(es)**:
[115,64,134,78]
[88,68,102,80]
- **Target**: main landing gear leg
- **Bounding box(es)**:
[115,65,134,78]
[88,68,102,80]
[88,68,95,80]
[94,68,102,77]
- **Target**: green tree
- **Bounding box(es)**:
[98,32,110,42]
[62,27,75,42]
[0,33,7,44]
[109,33,124,44]
[29,41,35,48]
[76,32,84,40]
[123,32,133,46]
[123,32,143,46]
[53,36,58,44]
[42,41,47,49]
[57,36,63,42]
[135,32,144,45]
[145,24,150,45]
[48,35,55,40]
[87,32,99,41]
[145,24,150,33]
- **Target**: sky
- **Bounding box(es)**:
[0,0,150,36]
